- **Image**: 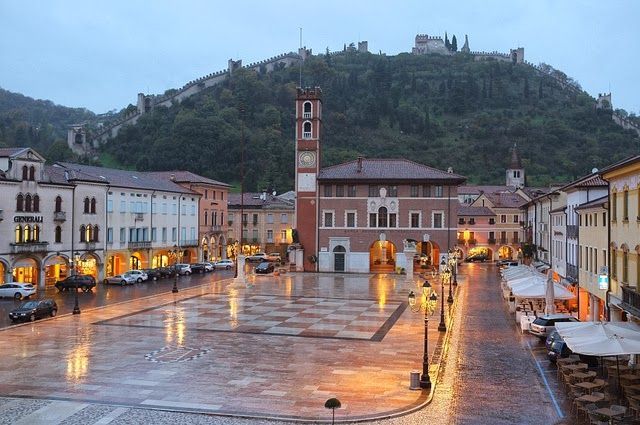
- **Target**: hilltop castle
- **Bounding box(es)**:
[412,33,525,64]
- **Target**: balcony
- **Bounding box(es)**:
[83,241,97,250]
[622,286,640,317]
[468,239,477,245]
[511,238,520,244]
[210,225,223,233]
[457,238,466,245]
[468,219,476,225]
[10,242,49,254]
[128,241,151,250]
[134,213,144,221]
[488,238,496,245]
[499,238,508,244]
[182,239,199,247]
[458,218,466,225]
[53,211,66,222]
[567,225,578,239]
[488,219,495,225]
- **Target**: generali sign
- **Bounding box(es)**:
[13,216,43,223]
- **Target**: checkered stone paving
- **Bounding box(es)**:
[96,294,406,341]
[144,346,211,363]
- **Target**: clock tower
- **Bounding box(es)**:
[295,87,322,271]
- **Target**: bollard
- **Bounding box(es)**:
[409,371,421,390]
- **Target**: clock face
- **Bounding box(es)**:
[298,151,316,168]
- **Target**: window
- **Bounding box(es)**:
[54,196,62,213]
[433,212,443,228]
[513,215,519,223]
[368,185,378,197]
[623,190,629,221]
[489,231,495,241]
[501,215,507,223]
[323,211,334,227]
[388,186,398,197]
[434,186,443,198]
[369,213,376,227]
[603,212,607,225]
[16,194,24,211]
[22,166,28,181]
[191,205,196,215]
[93,225,99,242]
[422,185,431,197]
[162,227,167,242]
[25,194,32,212]
[29,166,35,181]
[120,227,126,242]
[303,121,312,139]
[612,192,617,221]
[348,185,356,197]
[266,214,274,224]
[303,101,312,118]
[410,212,420,228]
[55,226,62,243]
[172,227,177,242]
[513,231,519,243]
[377,207,388,228]
[120,200,126,213]
[151,227,157,242]
[80,225,86,242]
[410,185,419,197]
[90,198,96,214]
[107,199,113,213]
[252,229,258,241]
[336,185,344,197]
[280,230,287,243]
[623,251,629,284]
[346,212,356,227]
[389,213,397,228]
[107,227,113,243]
[15,225,21,243]
[280,213,288,224]
[181,227,187,242]
[84,197,90,213]
[611,248,617,278]
[252,214,258,225]
[266,230,273,243]
[204,211,208,226]
[324,185,332,197]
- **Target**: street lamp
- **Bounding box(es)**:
[171,245,179,293]
[450,249,459,286]
[446,252,455,303]
[72,254,80,315]
[408,281,438,389]
[437,258,447,332]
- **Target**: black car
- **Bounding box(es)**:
[9,299,58,322]
[547,332,599,367]
[464,254,488,263]
[55,275,96,292]
[190,263,207,274]
[157,267,176,278]
[255,262,275,274]
[143,268,163,281]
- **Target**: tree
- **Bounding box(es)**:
[445,32,450,50]
[524,77,530,99]
[451,35,458,52]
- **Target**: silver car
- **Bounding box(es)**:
[103,274,137,286]
[0,282,36,300]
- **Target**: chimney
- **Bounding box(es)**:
[357,156,363,173]
[169,173,176,181]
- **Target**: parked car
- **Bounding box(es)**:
[246,253,268,263]
[266,253,282,263]
[202,262,215,272]
[529,314,579,339]
[190,263,207,273]
[103,274,137,286]
[157,267,176,278]
[213,259,234,270]
[124,270,148,283]
[497,259,519,268]
[0,282,36,300]
[142,268,163,281]
[55,275,96,292]
[546,331,599,366]
[9,299,57,322]
[174,264,192,275]
[464,253,488,263]
[255,261,275,274]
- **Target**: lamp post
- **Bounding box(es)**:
[72,255,80,315]
[446,252,455,303]
[408,281,438,389]
[438,258,447,332]
[451,249,459,286]
[171,245,179,293]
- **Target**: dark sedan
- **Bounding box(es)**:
[143,268,163,281]
[55,275,96,292]
[157,267,177,278]
[255,262,275,274]
[190,263,207,274]
[9,299,58,322]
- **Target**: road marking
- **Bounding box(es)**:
[526,341,564,419]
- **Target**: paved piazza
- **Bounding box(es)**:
[0,273,445,422]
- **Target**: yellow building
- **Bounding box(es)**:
[602,155,640,320]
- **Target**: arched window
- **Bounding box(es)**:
[85,225,92,243]
[204,211,208,226]
[33,194,40,212]
[93,225,99,242]
[29,166,35,181]
[16,194,24,211]
[303,101,312,118]
[83,197,90,213]
[55,226,62,243]
[80,225,86,242]
[24,225,31,242]
[90,198,96,214]
[623,251,629,284]
[32,225,40,242]
[22,165,28,180]
[15,225,22,243]
[303,121,312,139]
[377,207,388,228]
[25,194,32,212]
[55,196,62,213]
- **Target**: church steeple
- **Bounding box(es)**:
[506,143,525,188]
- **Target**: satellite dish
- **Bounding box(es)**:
[591,168,599,173]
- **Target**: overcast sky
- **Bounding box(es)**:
[1,0,638,114]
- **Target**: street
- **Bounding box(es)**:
[0,269,234,328]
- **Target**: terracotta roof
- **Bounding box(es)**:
[600,155,640,177]
[146,171,230,188]
[509,144,522,169]
[458,185,517,195]
[55,162,198,194]
[227,192,294,209]
[0,147,28,157]
[457,205,495,217]
[318,158,466,184]
[575,195,608,211]
[561,172,608,191]
[482,191,528,208]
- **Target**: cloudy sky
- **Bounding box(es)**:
[1,0,638,114]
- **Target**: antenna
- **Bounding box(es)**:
[299,27,303,88]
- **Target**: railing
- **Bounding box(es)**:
[567,225,579,239]
[489,219,495,225]
[252,238,260,244]
[210,225,223,232]
[622,286,640,317]
[468,239,477,245]
[469,219,476,225]
[458,219,465,225]
[83,241,96,250]
[10,242,49,254]
[511,238,520,244]
[303,112,312,118]
[54,211,66,221]
[303,132,312,139]
[181,239,199,247]
[134,213,144,221]
[456,239,466,245]
[128,241,151,249]
[499,238,508,244]
[488,238,496,245]
[567,264,579,280]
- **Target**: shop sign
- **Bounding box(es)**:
[598,274,609,290]
[14,216,43,223]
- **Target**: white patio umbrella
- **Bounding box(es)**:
[501,265,535,278]
[511,280,575,300]
[545,269,556,316]
[506,274,546,288]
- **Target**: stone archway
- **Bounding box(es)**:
[107,253,127,276]
[201,237,209,262]
[12,256,40,285]
[370,239,397,273]
[498,246,514,260]
[0,258,9,284]
[415,241,440,270]
[129,251,147,270]
[78,252,100,279]
[43,254,70,286]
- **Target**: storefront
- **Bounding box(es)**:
[44,255,69,286]
[77,254,98,278]
[12,258,39,284]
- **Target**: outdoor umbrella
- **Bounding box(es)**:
[506,274,546,288]
[544,269,556,316]
[511,280,575,300]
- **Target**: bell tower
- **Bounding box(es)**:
[295,87,322,271]
[506,143,525,188]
